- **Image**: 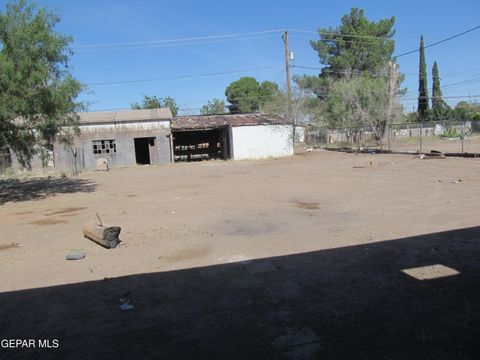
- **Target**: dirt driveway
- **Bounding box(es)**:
[1,151,480,359]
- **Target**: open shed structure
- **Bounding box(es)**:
[171,114,293,162]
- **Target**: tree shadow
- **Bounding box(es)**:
[0,177,96,205]
[0,226,479,359]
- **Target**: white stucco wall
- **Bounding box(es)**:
[231,125,294,160]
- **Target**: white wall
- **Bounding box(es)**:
[231,125,294,160]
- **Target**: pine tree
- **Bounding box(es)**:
[418,35,429,120]
[432,62,442,102]
[431,61,448,120]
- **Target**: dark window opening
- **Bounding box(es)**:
[93,139,116,154]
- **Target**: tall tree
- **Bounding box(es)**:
[418,35,429,120]
[200,99,226,115]
[225,77,279,114]
[323,73,402,140]
[431,61,449,120]
[295,8,396,97]
[0,0,84,166]
[259,81,279,104]
[131,95,179,116]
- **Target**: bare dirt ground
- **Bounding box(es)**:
[1,151,480,359]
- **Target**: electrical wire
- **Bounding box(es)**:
[289,28,393,40]
[289,34,393,46]
[74,34,281,52]
[394,25,480,58]
[87,66,283,87]
[72,28,396,51]
[72,29,284,50]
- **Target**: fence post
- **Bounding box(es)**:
[462,120,465,154]
[419,122,423,153]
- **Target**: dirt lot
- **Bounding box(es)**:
[1,151,480,359]
[388,134,480,154]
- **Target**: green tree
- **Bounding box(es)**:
[323,73,402,140]
[0,0,84,166]
[225,77,279,114]
[453,101,480,121]
[225,77,260,114]
[295,8,396,97]
[259,81,279,103]
[418,35,429,120]
[162,97,179,117]
[131,95,179,116]
[200,98,226,115]
[431,61,449,121]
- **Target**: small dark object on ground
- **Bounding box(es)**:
[119,292,134,311]
[0,242,22,251]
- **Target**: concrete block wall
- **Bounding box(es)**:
[54,128,172,171]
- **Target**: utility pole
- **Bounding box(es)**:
[282,30,294,144]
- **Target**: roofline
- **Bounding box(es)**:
[79,118,171,126]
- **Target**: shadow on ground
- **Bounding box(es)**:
[1,227,479,359]
[0,177,96,205]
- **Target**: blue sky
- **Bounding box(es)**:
[25,0,480,113]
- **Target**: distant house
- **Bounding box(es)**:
[6,110,294,174]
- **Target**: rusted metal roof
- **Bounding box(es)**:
[171,113,288,131]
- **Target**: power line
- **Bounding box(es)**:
[394,25,480,58]
[442,77,480,89]
[289,28,392,40]
[86,92,480,114]
[289,34,392,46]
[401,77,480,96]
[72,29,284,50]
[87,66,282,87]
[74,34,281,52]
[291,65,480,84]
[401,94,480,101]
[73,28,394,51]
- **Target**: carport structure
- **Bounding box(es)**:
[171,114,293,162]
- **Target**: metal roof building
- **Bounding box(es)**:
[49,110,293,173]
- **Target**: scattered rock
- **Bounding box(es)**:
[96,158,109,171]
[65,250,86,260]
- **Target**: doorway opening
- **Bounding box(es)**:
[172,127,231,162]
[134,137,154,165]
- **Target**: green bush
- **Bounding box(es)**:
[442,127,458,138]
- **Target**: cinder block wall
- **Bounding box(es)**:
[54,128,171,171]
